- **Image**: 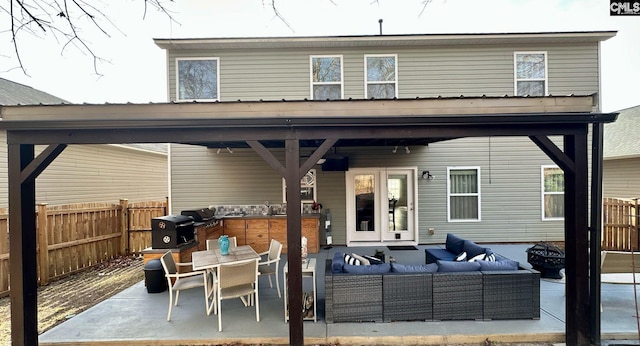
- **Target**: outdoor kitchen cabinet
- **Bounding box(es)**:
[268,217,319,254]
[223,219,247,246]
[246,219,270,253]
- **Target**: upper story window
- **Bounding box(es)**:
[176,57,220,101]
[447,167,481,222]
[365,54,397,99]
[541,165,564,220]
[514,52,547,96]
[310,56,343,100]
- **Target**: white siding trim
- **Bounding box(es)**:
[309,55,344,100]
[364,54,399,99]
[513,51,548,96]
[447,166,481,222]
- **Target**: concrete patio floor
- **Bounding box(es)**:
[39,244,640,345]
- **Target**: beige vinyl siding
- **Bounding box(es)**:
[166,43,599,101]
[603,158,640,199]
[171,136,566,245]
[32,144,168,206]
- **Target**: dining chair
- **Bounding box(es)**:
[160,251,216,321]
[216,258,260,331]
[258,239,283,298]
[206,239,219,251]
[228,236,238,248]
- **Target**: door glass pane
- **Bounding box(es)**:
[355,174,375,232]
[388,174,408,231]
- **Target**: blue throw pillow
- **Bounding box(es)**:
[391,262,438,273]
[479,260,519,271]
[437,260,481,272]
[463,240,487,259]
[343,263,391,274]
[445,233,465,254]
[331,252,345,273]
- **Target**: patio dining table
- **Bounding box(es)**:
[191,245,260,271]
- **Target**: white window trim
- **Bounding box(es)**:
[364,54,398,99]
[513,51,548,96]
[176,57,220,102]
[541,165,564,221]
[309,55,344,100]
[447,166,481,222]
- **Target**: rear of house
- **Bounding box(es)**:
[155,31,613,247]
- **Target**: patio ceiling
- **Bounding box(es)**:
[0,95,618,346]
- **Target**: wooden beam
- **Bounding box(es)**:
[529,136,575,174]
[284,139,304,345]
[8,144,38,346]
[589,123,604,345]
[20,144,67,183]
[299,138,338,179]
[563,132,591,345]
[247,140,286,177]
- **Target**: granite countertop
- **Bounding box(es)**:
[219,213,321,220]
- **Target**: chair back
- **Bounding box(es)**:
[218,258,258,289]
[206,239,220,251]
[160,251,177,275]
[268,239,283,261]
[228,236,238,248]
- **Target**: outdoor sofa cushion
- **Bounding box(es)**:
[391,262,438,273]
[332,252,346,273]
[479,260,519,271]
[463,240,492,259]
[343,263,391,274]
[425,248,457,263]
[445,233,466,254]
[437,260,481,272]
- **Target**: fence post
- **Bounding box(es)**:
[120,199,129,255]
[37,203,49,285]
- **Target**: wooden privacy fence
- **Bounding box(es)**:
[0,198,167,297]
[602,197,639,251]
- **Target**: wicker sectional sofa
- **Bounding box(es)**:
[324,250,540,323]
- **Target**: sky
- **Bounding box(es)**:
[1,0,638,112]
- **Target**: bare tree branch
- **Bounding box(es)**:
[2,0,178,75]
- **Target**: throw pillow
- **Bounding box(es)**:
[445,233,465,254]
[391,262,438,273]
[467,253,486,262]
[479,260,519,271]
[351,253,370,265]
[362,254,384,265]
[485,253,496,262]
[455,251,467,261]
[331,252,346,273]
[463,240,487,259]
[344,253,361,265]
[437,260,481,272]
[343,263,391,274]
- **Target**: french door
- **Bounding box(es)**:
[346,168,417,245]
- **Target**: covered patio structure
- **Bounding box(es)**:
[0,95,617,345]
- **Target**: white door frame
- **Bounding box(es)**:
[346,167,418,246]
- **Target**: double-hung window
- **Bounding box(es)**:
[541,165,564,220]
[365,54,397,99]
[310,55,343,100]
[514,52,547,96]
[447,167,481,222]
[176,57,220,101]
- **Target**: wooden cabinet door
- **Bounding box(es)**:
[269,219,287,254]
[302,218,319,253]
[246,219,269,253]
[223,219,246,246]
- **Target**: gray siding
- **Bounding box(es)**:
[171,136,565,245]
[603,158,640,199]
[31,144,167,206]
[166,43,600,101]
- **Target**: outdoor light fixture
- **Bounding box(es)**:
[405,146,410,154]
[216,148,221,154]
[422,170,434,180]
[392,146,398,153]
[226,147,233,154]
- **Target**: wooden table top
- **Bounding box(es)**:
[192,245,259,271]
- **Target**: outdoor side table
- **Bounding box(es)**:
[283,258,317,322]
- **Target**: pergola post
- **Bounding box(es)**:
[8,144,38,346]
[589,123,604,345]
[563,132,591,345]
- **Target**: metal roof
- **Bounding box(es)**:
[154,31,616,50]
